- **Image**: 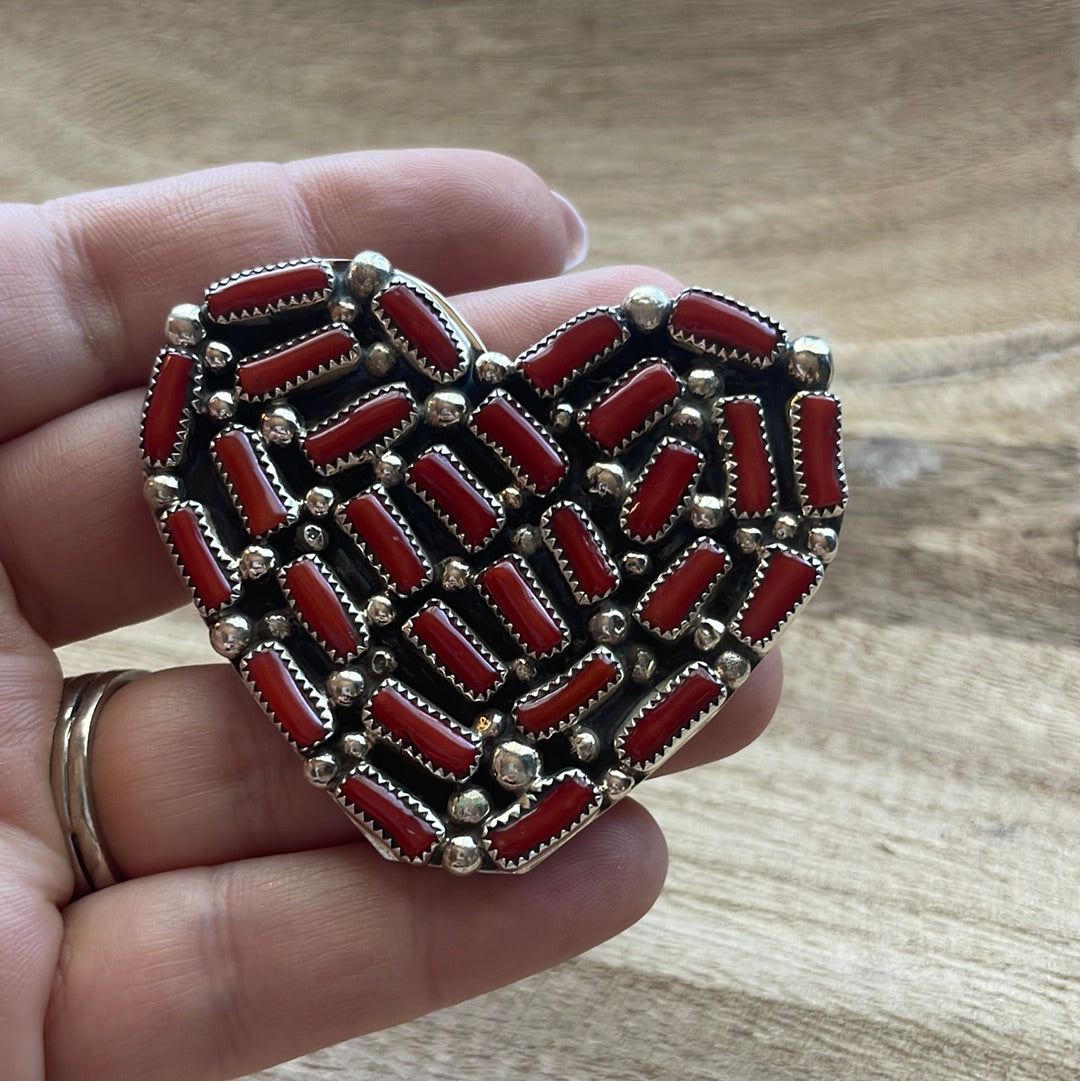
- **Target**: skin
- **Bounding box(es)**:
[0,148,782,1081]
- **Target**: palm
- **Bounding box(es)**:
[0,150,780,1081]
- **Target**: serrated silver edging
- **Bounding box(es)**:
[789,391,849,518]
[278,552,368,663]
[205,258,334,323]
[730,543,825,654]
[238,640,335,750]
[140,348,202,469]
[236,321,360,401]
[512,646,623,738]
[667,287,787,369]
[363,678,482,782]
[540,500,620,605]
[620,436,704,544]
[469,388,568,495]
[714,394,780,520]
[478,554,570,660]
[580,356,680,454]
[158,499,241,617]
[402,600,507,702]
[516,306,630,398]
[613,660,729,775]
[634,538,732,641]
[210,426,301,537]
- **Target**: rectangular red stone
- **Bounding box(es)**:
[639,541,730,637]
[545,503,618,602]
[623,441,702,541]
[583,362,679,451]
[238,325,358,398]
[515,650,620,737]
[304,387,414,469]
[472,395,566,493]
[142,351,195,465]
[340,769,440,860]
[206,260,333,322]
[213,429,291,536]
[519,310,627,395]
[734,548,822,648]
[408,603,501,699]
[283,558,363,661]
[376,283,463,375]
[792,393,846,512]
[720,397,777,517]
[243,646,331,748]
[481,559,564,657]
[342,493,428,594]
[164,505,233,612]
[368,684,480,779]
[485,775,599,863]
[669,289,779,360]
[409,451,500,551]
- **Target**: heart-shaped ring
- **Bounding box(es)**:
[141,252,846,874]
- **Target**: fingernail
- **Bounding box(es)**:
[550,190,589,272]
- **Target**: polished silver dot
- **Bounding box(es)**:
[773,512,800,540]
[204,389,236,421]
[261,404,300,446]
[341,732,371,758]
[629,645,656,683]
[492,740,540,790]
[165,302,205,347]
[510,657,536,683]
[365,595,395,627]
[500,485,524,511]
[788,336,833,389]
[716,650,752,689]
[687,367,720,397]
[601,767,633,801]
[550,403,575,432]
[369,647,398,676]
[298,522,328,551]
[622,285,672,333]
[670,403,706,440]
[347,250,392,300]
[239,545,276,579]
[210,612,253,658]
[326,669,365,707]
[806,526,839,563]
[143,473,181,512]
[693,618,725,652]
[202,340,233,370]
[734,527,765,553]
[569,726,600,762]
[448,786,491,825]
[586,461,626,502]
[328,296,358,324]
[511,525,542,556]
[589,606,629,645]
[474,711,507,740]
[475,351,513,384]
[424,390,467,427]
[442,835,484,875]
[261,613,291,640]
[304,486,335,517]
[622,550,651,577]
[373,452,404,487]
[304,754,339,788]
[690,494,724,531]
[440,558,472,591]
[365,341,396,377]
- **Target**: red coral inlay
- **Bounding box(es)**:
[722,398,775,517]
[409,451,498,550]
[670,290,779,358]
[622,667,726,765]
[165,507,232,611]
[472,396,566,493]
[142,351,194,463]
[624,442,702,541]
[520,310,626,394]
[369,685,479,778]
[736,550,820,645]
[377,284,462,374]
[411,605,500,697]
[340,772,438,859]
[583,362,679,450]
[305,389,413,467]
[795,393,845,510]
[547,504,617,601]
[486,776,597,862]
[640,541,729,636]
[206,261,332,321]
[245,648,329,748]
[284,560,362,659]
[238,326,357,398]
[214,429,290,535]
[343,493,427,594]
[515,653,619,737]
[481,560,563,656]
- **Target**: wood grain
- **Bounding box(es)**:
[5,0,1077,1077]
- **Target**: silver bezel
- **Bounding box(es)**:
[515,305,629,398]
[204,258,334,323]
[620,436,704,544]
[238,640,335,749]
[477,554,570,660]
[512,646,623,738]
[402,600,507,702]
[158,499,241,617]
[729,543,825,653]
[789,391,849,518]
[210,426,300,537]
[468,388,568,495]
[714,393,780,520]
[540,500,620,604]
[278,553,368,663]
[140,348,202,469]
[634,538,732,641]
[580,356,680,454]
[668,287,787,368]
[235,322,360,401]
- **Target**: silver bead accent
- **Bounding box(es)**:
[298,523,328,551]
[550,403,575,432]
[448,786,491,824]
[143,473,181,512]
[304,754,339,788]
[773,512,800,540]
[629,645,656,683]
[669,403,706,440]
[210,612,253,658]
[365,342,396,377]
[510,657,536,683]
[589,606,629,645]
[693,618,725,652]
[239,545,276,579]
[326,669,365,707]
[341,732,371,758]
[261,613,291,640]
[475,351,514,384]
[365,594,395,627]
[569,726,600,762]
[424,390,468,427]
[586,461,626,502]
[440,558,472,591]
[442,835,483,875]
[622,285,672,333]
[304,486,335,517]
[806,526,839,564]
[202,341,233,370]
[261,404,300,446]
[734,527,765,553]
[474,711,507,740]
[601,767,633,801]
[689,494,724,531]
[328,296,358,324]
[622,550,650,577]
[165,302,205,347]
[204,389,236,421]
[687,367,720,397]
[788,336,833,389]
[511,525,542,556]
[716,650,752,689]
[373,452,404,487]
[500,486,524,511]
[347,250,392,300]
[368,647,397,677]
[491,740,540,790]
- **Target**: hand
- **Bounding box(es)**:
[0,149,782,1081]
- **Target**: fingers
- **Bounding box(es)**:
[91,649,777,879]
[45,807,666,1081]
[0,266,682,644]
[1,148,586,443]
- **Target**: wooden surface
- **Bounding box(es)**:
[5,0,1078,1077]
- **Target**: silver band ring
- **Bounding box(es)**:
[51,669,146,896]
